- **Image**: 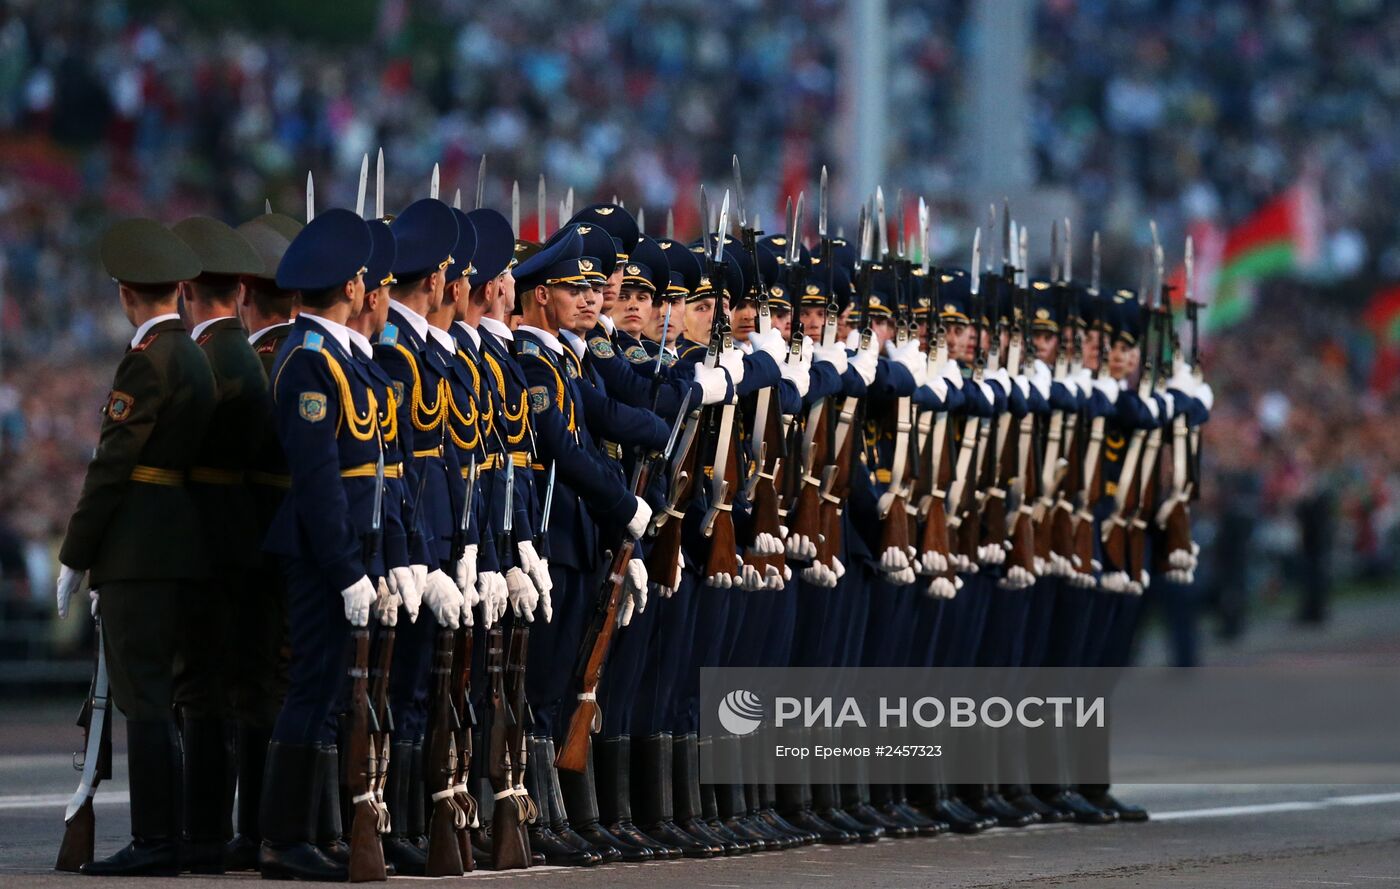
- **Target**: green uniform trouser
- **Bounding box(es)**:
[100,581,187,721]
[228,563,290,727]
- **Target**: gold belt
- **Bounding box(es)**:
[605,441,622,460]
[1105,481,1117,497]
[129,465,185,486]
[188,467,244,485]
[247,471,292,489]
[413,447,442,459]
[477,452,532,473]
[341,462,404,479]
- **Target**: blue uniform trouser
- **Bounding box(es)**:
[680,572,732,734]
[598,579,658,738]
[1023,579,1062,669]
[526,562,595,742]
[909,594,947,668]
[937,572,992,667]
[272,557,352,745]
[762,578,800,668]
[790,582,833,668]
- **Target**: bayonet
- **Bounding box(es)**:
[537,175,546,242]
[714,190,730,264]
[511,180,520,236]
[637,207,646,234]
[752,211,760,232]
[355,153,368,218]
[1001,197,1011,268]
[918,197,929,276]
[1184,235,1195,307]
[875,186,889,260]
[698,186,710,257]
[375,148,384,220]
[666,208,675,241]
[1018,224,1028,287]
[475,155,487,210]
[1063,217,1073,283]
[896,188,906,260]
[264,198,272,215]
[970,228,982,297]
[732,154,748,229]
[564,186,574,222]
[430,163,440,200]
[305,172,314,223]
[788,193,804,265]
[1050,219,1061,283]
[453,188,462,211]
[818,166,829,239]
[1090,231,1101,296]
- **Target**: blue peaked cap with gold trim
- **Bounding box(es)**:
[445,208,479,282]
[621,236,671,295]
[567,203,639,259]
[466,208,516,286]
[513,225,585,294]
[390,198,458,282]
[276,207,373,292]
[363,219,397,289]
[656,237,700,296]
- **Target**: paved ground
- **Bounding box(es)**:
[4,596,1398,886]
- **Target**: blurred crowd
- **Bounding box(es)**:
[2,0,1398,667]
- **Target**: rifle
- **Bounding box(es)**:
[504,622,533,861]
[1070,232,1107,584]
[348,452,387,882]
[449,623,476,871]
[559,389,692,772]
[423,629,464,875]
[1155,237,1197,568]
[1004,265,1041,584]
[698,191,741,581]
[945,229,987,564]
[55,619,112,873]
[876,188,917,563]
[485,628,529,869]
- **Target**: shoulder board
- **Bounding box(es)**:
[130,336,154,353]
[680,342,704,357]
[304,331,325,352]
[518,339,542,357]
[625,345,650,364]
[588,337,615,359]
[379,323,399,347]
[256,341,278,355]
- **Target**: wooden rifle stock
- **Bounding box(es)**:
[55,800,94,874]
[559,537,635,772]
[746,408,787,577]
[702,433,741,579]
[450,624,476,871]
[347,628,387,882]
[505,624,533,860]
[368,627,395,827]
[424,630,464,876]
[787,407,830,548]
[56,622,111,873]
[486,629,529,870]
[646,415,700,589]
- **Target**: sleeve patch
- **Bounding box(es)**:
[625,345,650,364]
[106,390,135,422]
[528,386,551,414]
[392,380,405,406]
[518,339,541,357]
[588,337,615,359]
[299,391,329,423]
[304,331,324,352]
[379,323,399,346]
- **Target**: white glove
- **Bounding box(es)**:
[786,532,818,561]
[656,549,685,598]
[626,497,653,539]
[1143,395,1160,422]
[928,576,958,599]
[374,577,401,627]
[813,341,848,375]
[918,549,947,575]
[920,372,949,404]
[736,562,763,591]
[748,328,787,362]
[1092,375,1119,404]
[539,580,554,622]
[618,558,649,625]
[341,576,376,627]
[88,589,100,618]
[410,563,428,610]
[422,569,463,628]
[505,566,538,622]
[779,353,811,398]
[753,531,784,556]
[1031,359,1054,400]
[942,359,964,389]
[885,339,927,387]
[990,366,1012,396]
[718,346,745,387]
[847,332,879,385]
[1197,381,1214,412]
[1167,362,1197,397]
[455,544,478,598]
[879,545,911,574]
[55,564,84,619]
[387,566,419,622]
[693,363,731,405]
[763,563,787,590]
[517,540,553,599]
[705,569,736,589]
[999,565,1036,590]
[476,570,505,626]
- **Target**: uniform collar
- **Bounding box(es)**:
[480,315,513,342]
[597,313,616,335]
[517,324,564,355]
[454,319,482,350]
[346,327,374,359]
[559,329,587,359]
[389,300,431,343]
[425,324,457,353]
[300,312,354,354]
[248,321,291,346]
[131,313,181,348]
[190,314,237,341]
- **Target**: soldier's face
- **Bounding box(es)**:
[1033,330,1059,363]
[772,309,792,341]
[916,319,929,349]
[684,297,714,343]
[731,301,758,339]
[946,321,975,362]
[836,304,855,341]
[871,316,895,348]
[541,283,587,332]
[612,286,653,336]
[574,283,603,332]
[648,297,685,343]
[602,267,623,312]
[1109,340,1139,380]
[799,306,826,339]
[1082,328,1102,371]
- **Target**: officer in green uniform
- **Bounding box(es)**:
[170,216,268,872]
[55,218,217,876]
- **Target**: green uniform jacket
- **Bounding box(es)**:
[248,322,294,532]
[60,318,217,585]
[191,317,266,573]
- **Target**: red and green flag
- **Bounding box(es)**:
[1203,181,1322,332]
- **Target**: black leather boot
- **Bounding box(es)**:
[814,780,881,842]
[178,711,230,873]
[255,741,346,880]
[1005,783,1069,824]
[1082,786,1149,822]
[226,722,270,871]
[314,745,351,866]
[775,780,856,845]
[409,742,428,853]
[630,733,713,857]
[82,720,181,877]
[381,741,428,875]
[525,737,600,866]
[749,731,815,845]
[672,733,740,855]
[962,784,1038,828]
[699,735,757,852]
[885,784,948,837]
[558,737,640,862]
[713,735,782,849]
